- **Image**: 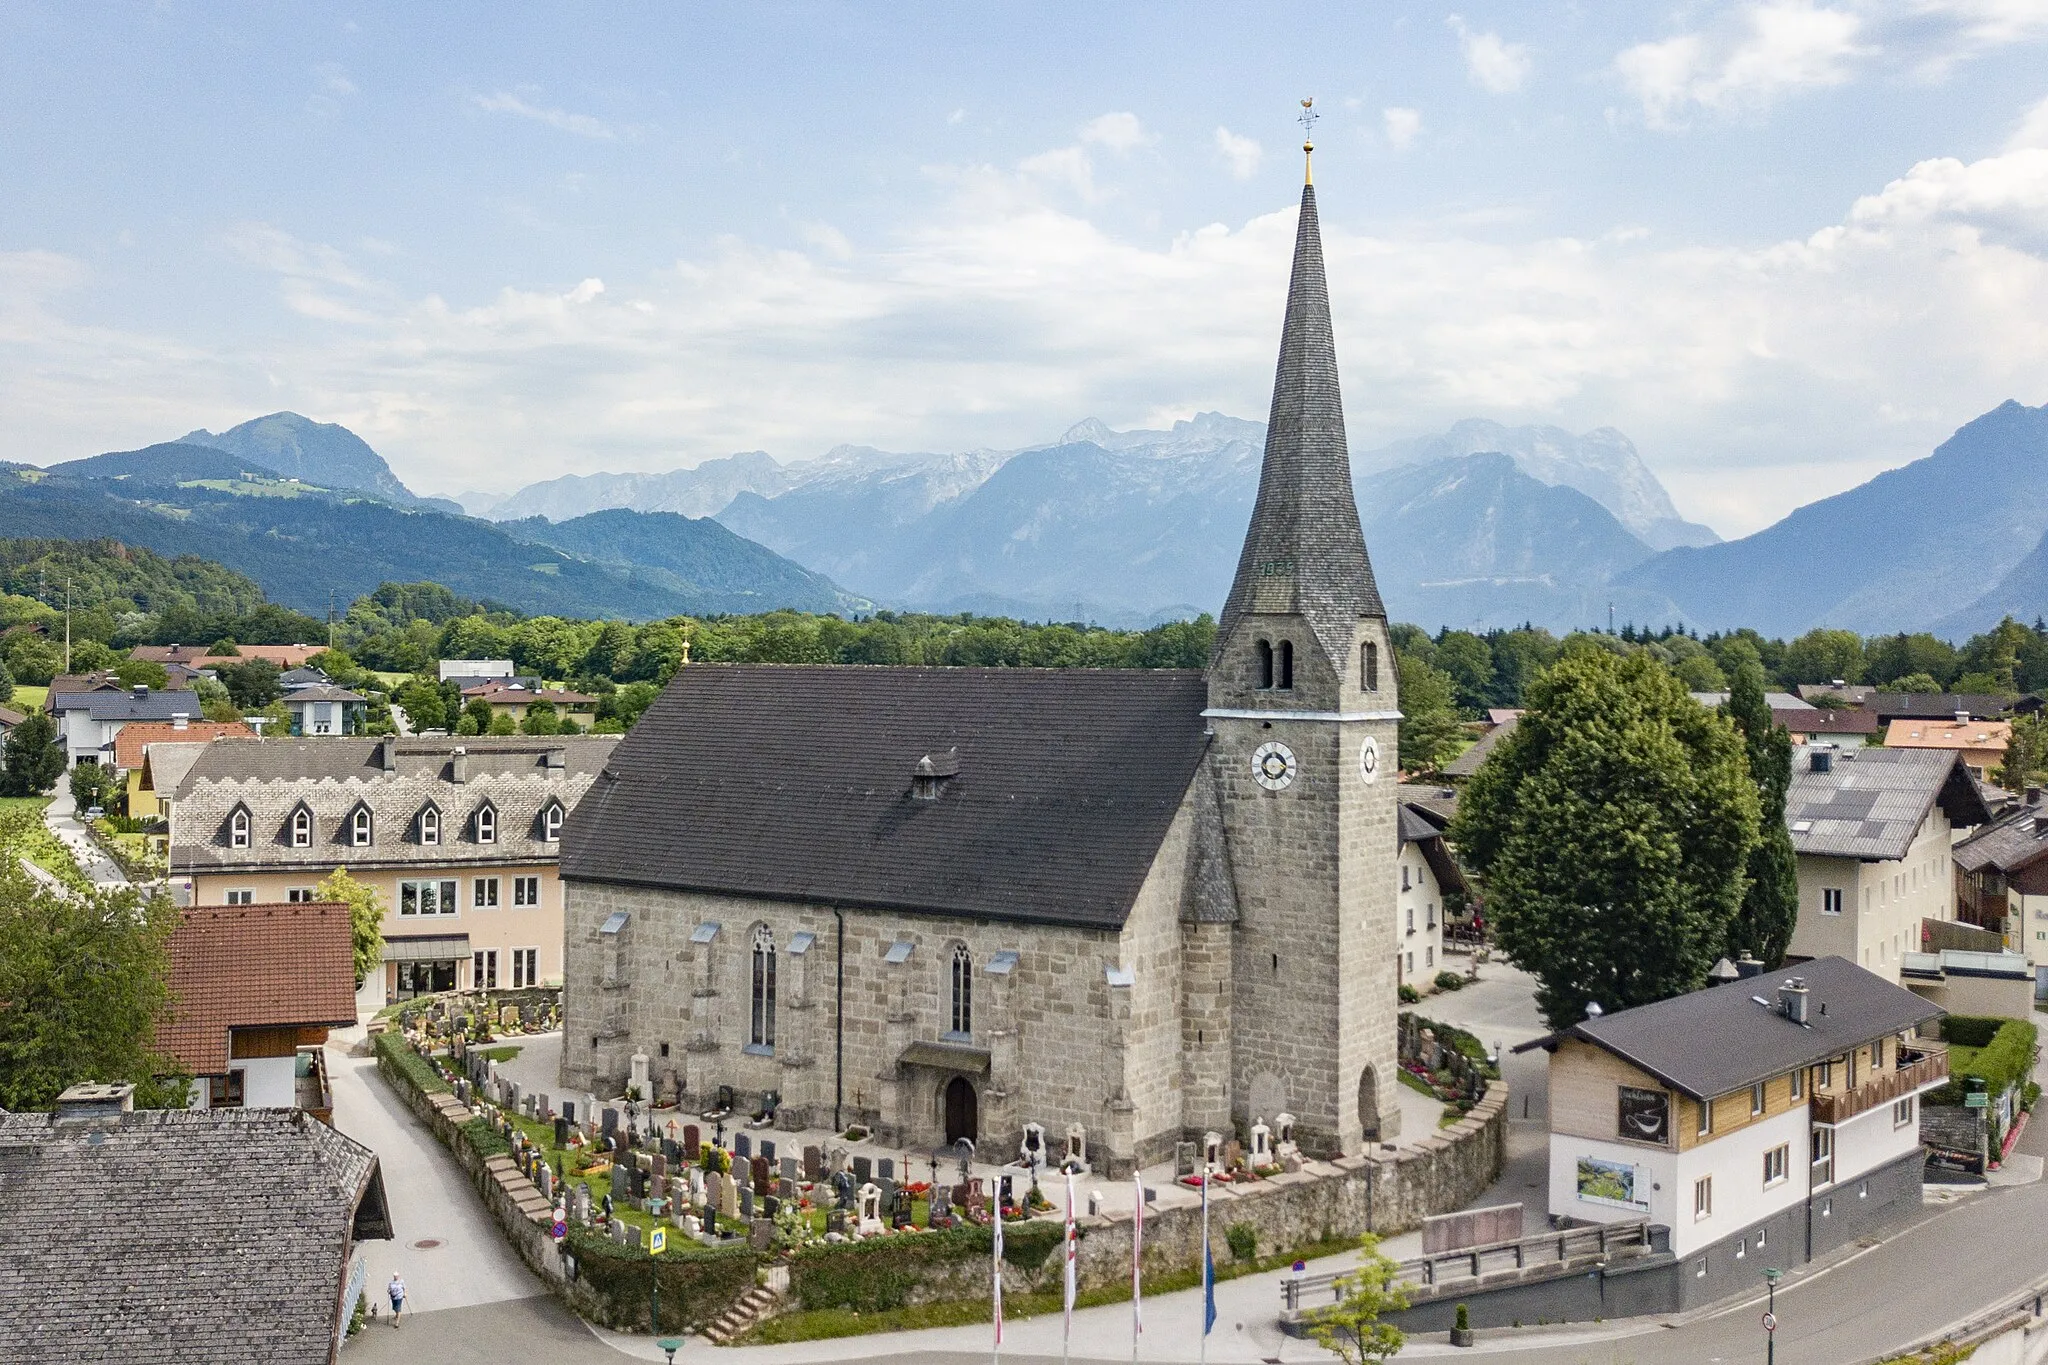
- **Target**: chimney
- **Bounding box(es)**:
[544,748,567,772]
[171,713,189,731]
[131,684,149,699]
[1778,978,1809,1024]
[1956,709,1971,724]
[2028,785,2043,807]
[1735,952,1764,979]
[450,747,468,785]
[1809,748,1834,774]
[910,747,962,801]
[379,735,398,774]
[1708,957,1740,986]
[54,1082,134,1122]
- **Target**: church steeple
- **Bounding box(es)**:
[1215,174,1385,679]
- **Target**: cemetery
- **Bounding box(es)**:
[373,992,1508,1340]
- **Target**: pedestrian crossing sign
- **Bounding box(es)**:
[650,1227,666,1255]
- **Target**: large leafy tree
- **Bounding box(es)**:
[1451,649,1760,1028]
[0,848,187,1110]
[1,710,65,796]
[1396,652,1464,774]
[1721,663,1800,967]
[314,866,386,988]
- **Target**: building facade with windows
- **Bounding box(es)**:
[559,172,1406,1176]
[1525,955,1947,1310]
[1783,744,1990,982]
[1396,801,1464,990]
[169,735,616,1008]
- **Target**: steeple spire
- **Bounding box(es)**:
[1215,163,1385,676]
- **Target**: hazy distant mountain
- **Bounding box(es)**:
[1355,420,1719,552]
[178,412,422,506]
[486,451,793,522]
[1622,400,2048,637]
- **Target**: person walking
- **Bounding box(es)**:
[387,1273,407,1328]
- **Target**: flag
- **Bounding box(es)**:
[1132,1170,1144,1349]
[992,1190,1005,1350]
[1063,1170,1079,1342]
[1200,1168,1216,1337]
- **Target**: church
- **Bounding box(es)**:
[559,159,1403,1177]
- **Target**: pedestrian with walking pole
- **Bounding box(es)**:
[386,1272,406,1328]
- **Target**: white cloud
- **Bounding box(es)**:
[471,90,615,140]
[1617,3,1871,126]
[2010,94,2048,149]
[1017,145,1097,199]
[1383,107,1422,150]
[1214,127,1262,180]
[11,141,2048,536]
[1078,111,1151,152]
[315,63,357,97]
[1446,15,1532,93]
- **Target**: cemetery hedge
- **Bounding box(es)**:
[787,1218,1065,1313]
[564,1227,759,1334]
[374,1028,448,1094]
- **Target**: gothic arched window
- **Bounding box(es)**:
[227,806,251,849]
[1255,639,1274,689]
[1277,640,1295,691]
[1362,641,1380,691]
[949,944,974,1037]
[289,805,312,848]
[750,925,777,1050]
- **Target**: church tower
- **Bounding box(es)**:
[1206,130,1402,1154]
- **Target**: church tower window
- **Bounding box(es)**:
[1363,642,1380,691]
[749,925,777,1051]
[949,944,973,1039]
[1277,641,1294,691]
[1256,640,1274,689]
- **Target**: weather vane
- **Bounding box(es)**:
[1299,97,1317,182]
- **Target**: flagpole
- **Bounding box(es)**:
[1132,1168,1143,1364]
[1063,1168,1078,1365]
[1199,1159,1211,1365]
[992,1170,1005,1365]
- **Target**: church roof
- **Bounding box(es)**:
[1216,179,1385,675]
[562,664,1212,931]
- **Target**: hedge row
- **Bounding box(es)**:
[374,1029,449,1093]
[565,1226,760,1334]
[1943,1015,2007,1049]
[1931,1019,2039,1106]
[788,1218,1065,1313]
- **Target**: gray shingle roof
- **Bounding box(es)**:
[1954,804,2048,875]
[0,1106,388,1364]
[562,664,1212,930]
[1527,955,1942,1100]
[1215,181,1385,677]
[1443,716,1516,777]
[1784,744,1990,861]
[171,735,616,873]
[56,688,202,721]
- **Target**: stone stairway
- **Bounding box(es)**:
[702,1283,780,1345]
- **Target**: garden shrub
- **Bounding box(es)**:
[374,1028,449,1093]
[1401,1013,1501,1080]
[1943,1015,2005,1048]
[1225,1223,1259,1262]
[565,1227,758,1332]
[1434,971,1466,992]
[789,1219,1063,1313]
[1398,983,1421,1004]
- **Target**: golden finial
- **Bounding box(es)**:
[1299,98,1318,183]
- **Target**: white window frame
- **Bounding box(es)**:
[1812,1124,1834,1186]
[1822,887,1844,915]
[474,876,500,909]
[399,878,459,918]
[511,946,540,989]
[749,925,776,1050]
[542,802,564,842]
[949,943,973,1039]
[418,807,440,846]
[1893,1095,1915,1128]
[513,875,541,907]
[1752,1081,1766,1116]
[286,887,314,903]
[473,948,498,989]
[1694,1175,1713,1221]
[350,806,372,847]
[1697,1098,1713,1137]
[1763,1143,1789,1187]
[289,807,311,848]
[228,809,250,849]
[225,889,253,906]
[474,804,496,844]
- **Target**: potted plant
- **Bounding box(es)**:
[1450,1302,1474,1347]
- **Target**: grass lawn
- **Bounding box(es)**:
[479,1044,523,1063]
[0,796,88,888]
[10,685,46,712]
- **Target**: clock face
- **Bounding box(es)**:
[1359,736,1380,784]
[1251,741,1297,791]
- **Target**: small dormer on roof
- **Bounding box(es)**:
[910,747,961,802]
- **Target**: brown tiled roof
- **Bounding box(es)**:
[563,664,1211,929]
[0,1105,387,1364]
[160,901,359,1075]
[114,719,254,770]
[464,680,595,705]
[1954,804,2048,876]
[0,706,23,729]
[131,643,324,668]
[1885,717,2011,753]
[1775,706,1880,735]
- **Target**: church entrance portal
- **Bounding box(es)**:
[1358,1066,1380,1142]
[944,1076,978,1146]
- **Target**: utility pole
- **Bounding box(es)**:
[63,579,71,673]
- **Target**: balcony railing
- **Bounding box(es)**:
[1809,1049,1947,1125]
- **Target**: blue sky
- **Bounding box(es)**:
[4,2,2048,533]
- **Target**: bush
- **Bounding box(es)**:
[1226,1223,1259,1262]
[1434,971,1466,992]
[374,1028,449,1094]
[565,1227,758,1333]
[1944,1015,2005,1048]
[1456,1303,1470,1331]
[1931,1019,2039,1107]
[1398,983,1421,1004]
[788,1219,1062,1313]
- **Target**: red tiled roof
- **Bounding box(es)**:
[113,720,255,771]
[160,902,358,1075]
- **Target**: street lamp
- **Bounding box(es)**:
[1761,1267,1782,1365]
[657,1337,682,1364]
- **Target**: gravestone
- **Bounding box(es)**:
[749,1218,775,1251]
[1175,1141,1198,1178]
[736,1133,751,1159]
[1021,1123,1046,1169]
[650,1172,666,1202]
[751,1155,772,1196]
[610,1164,630,1203]
[857,1182,883,1236]
[609,1217,630,1246]
[878,1157,894,1180]
[537,1092,550,1119]
[561,1098,577,1125]
[825,1144,848,1174]
[555,1116,571,1148]
[889,1189,913,1229]
[1250,1118,1273,1166]
[826,1208,847,1236]
[601,1106,619,1137]
[779,1177,797,1203]
[739,1186,755,1220]
[803,1146,823,1182]
[761,1139,776,1163]
[780,1156,799,1185]
[683,1124,700,1155]
[1224,1140,1244,1172]
[852,1156,872,1184]
[719,1172,740,1220]
[952,1182,973,1210]
[652,1152,667,1179]
[662,1138,680,1165]
[764,1194,780,1218]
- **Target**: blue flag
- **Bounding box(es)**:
[1203,1245,1216,1336]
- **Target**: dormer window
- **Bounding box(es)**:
[910,748,961,802]
[1277,640,1294,691]
[288,805,312,849]
[418,805,440,846]
[1256,639,1274,690]
[473,803,496,844]
[348,804,373,847]
[540,800,564,842]
[228,806,251,849]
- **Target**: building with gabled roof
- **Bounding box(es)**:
[0,1083,391,1365]
[171,734,616,1008]
[560,164,1407,1175]
[1783,744,1991,982]
[1884,716,2011,781]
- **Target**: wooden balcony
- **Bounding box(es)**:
[1809,1050,1947,1125]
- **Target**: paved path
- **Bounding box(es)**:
[326,1035,546,1324]
[43,787,127,887]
